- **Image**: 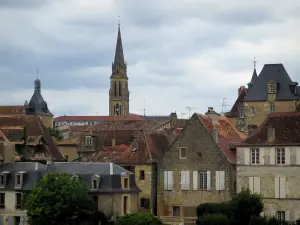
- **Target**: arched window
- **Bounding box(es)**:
[115,103,120,115]
[114,82,117,97]
[119,82,122,96]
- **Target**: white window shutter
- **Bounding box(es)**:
[285,148,290,165]
[244,149,250,165]
[254,177,260,194]
[215,171,220,191]
[280,177,286,198]
[180,171,185,190]
[169,171,173,190]
[249,177,254,193]
[193,171,198,190]
[270,148,275,165]
[275,177,279,198]
[285,211,290,221]
[185,171,190,190]
[207,171,211,190]
[220,171,225,190]
[164,171,168,190]
[259,148,265,165]
[297,150,300,165]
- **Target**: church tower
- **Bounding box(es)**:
[109,23,130,116]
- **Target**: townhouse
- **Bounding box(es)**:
[236,112,300,221]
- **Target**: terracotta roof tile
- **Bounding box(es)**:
[0,115,63,160]
[0,106,25,115]
[54,115,144,122]
[240,111,300,146]
[198,114,246,163]
[57,136,80,146]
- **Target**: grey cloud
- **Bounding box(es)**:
[0,0,51,9]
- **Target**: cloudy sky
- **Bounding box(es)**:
[1,0,300,118]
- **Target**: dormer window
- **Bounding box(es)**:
[121,174,130,189]
[268,81,277,94]
[85,136,93,146]
[0,172,9,188]
[15,172,26,188]
[91,175,100,190]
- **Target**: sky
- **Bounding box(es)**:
[1,0,300,118]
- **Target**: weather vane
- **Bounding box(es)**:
[118,16,120,27]
[252,57,258,69]
[36,68,39,79]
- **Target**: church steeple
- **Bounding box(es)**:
[248,57,258,89]
[109,21,130,117]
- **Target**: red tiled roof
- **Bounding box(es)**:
[54,115,144,122]
[70,126,90,133]
[56,136,80,146]
[0,115,63,160]
[240,111,300,146]
[0,106,25,115]
[198,114,246,163]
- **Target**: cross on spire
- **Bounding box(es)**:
[252,57,258,69]
[36,68,39,79]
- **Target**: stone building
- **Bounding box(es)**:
[158,107,245,220]
[236,111,300,222]
[226,64,300,135]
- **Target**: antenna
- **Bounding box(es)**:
[186,106,195,119]
[143,100,146,116]
[180,112,186,119]
[221,98,230,113]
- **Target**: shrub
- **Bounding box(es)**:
[115,212,163,225]
[196,202,231,218]
[197,214,229,225]
[249,216,268,225]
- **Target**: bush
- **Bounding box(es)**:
[197,213,229,225]
[115,212,163,225]
[249,216,268,225]
[196,202,231,218]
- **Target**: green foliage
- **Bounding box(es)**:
[197,213,229,225]
[249,216,268,225]
[115,212,163,225]
[230,189,264,225]
[47,127,62,140]
[24,172,98,225]
[196,202,231,218]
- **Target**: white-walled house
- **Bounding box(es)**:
[236,112,300,222]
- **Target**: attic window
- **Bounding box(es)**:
[15,173,25,188]
[268,81,277,94]
[0,172,8,188]
[85,136,93,146]
[92,175,100,189]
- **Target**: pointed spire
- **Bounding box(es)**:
[113,17,125,67]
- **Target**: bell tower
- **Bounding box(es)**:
[109,22,130,116]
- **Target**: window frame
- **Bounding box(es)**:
[15,192,22,209]
[139,170,145,180]
[276,211,285,221]
[0,193,5,208]
[250,148,260,165]
[199,172,208,190]
[276,148,285,165]
[179,147,187,159]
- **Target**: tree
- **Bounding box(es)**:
[48,127,62,140]
[24,173,99,225]
[197,214,229,225]
[115,212,164,225]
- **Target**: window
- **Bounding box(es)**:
[275,176,286,199]
[172,206,180,217]
[179,147,187,159]
[215,171,225,191]
[140,198,150,209]
[15,174,23,187]
[269,103,275,113]
[139,170,145,180]
[200,171,211,190]
[269,84,276,93]
[239,107,244,118]
[276,211,285,221]
[250,107,255,115]
[85,136,93,146]
[123,196,129,215]
[16,193,22,209]
[276,148,285,165]
[0,174,4,186]
[92,179,98,189]
[180,171,190,191]
[164,171,173,191]
[0,193,4,208]
[123,178,129,189]
[196,152,202,159]
[251,148,260,164]
[249,177,260,194]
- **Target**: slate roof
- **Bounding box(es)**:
[113,25,126,68]
[226,86,248,117]
[238,111,300,146]
[197,113,246,163]
[244,64,300,101]
[0,115,63,160]
[0,162,140,193]
[0,106,25,115]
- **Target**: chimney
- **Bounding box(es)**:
[267,124,275,142]
[109,163,114,175]
[211,124,219,144]
[112,137,116,147]
[205,107,220,122]
[238,86,245,96]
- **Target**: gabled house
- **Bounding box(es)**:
[0,115,63,162]
[227,64,300,135]
[158,107,245,219]
[235,111,300,222]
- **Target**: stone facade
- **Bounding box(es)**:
[158,111,243,217]
[236,112,300,222]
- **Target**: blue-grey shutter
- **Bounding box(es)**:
[0,216,3,225]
